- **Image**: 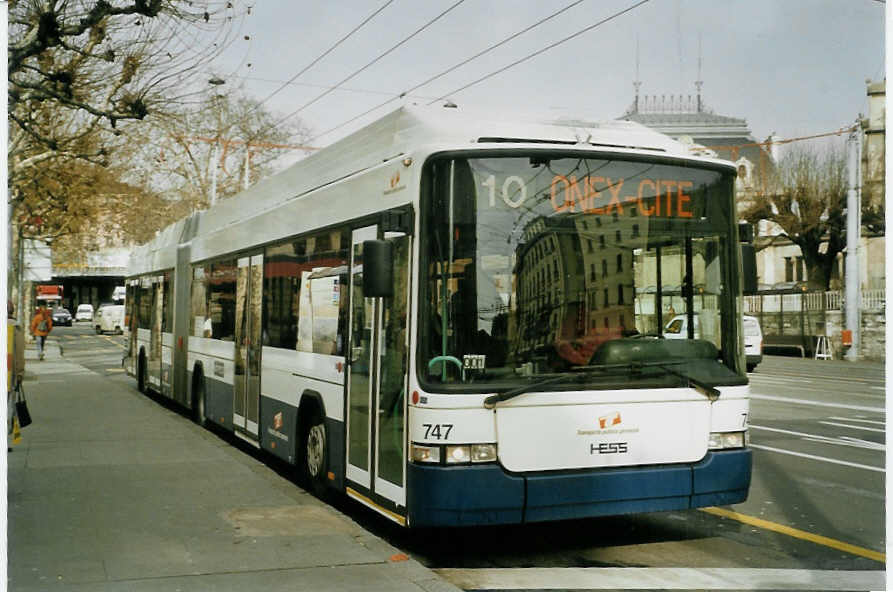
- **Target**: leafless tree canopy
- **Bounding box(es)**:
[7,0,251,310]
[9,0,245,157]
[8,1,247,239]
[741,145,848,290]
[125,90,314,209]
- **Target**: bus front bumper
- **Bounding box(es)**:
[406,448,751,527]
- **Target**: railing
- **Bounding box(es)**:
[744,289,885,313]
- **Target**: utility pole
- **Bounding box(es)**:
[171,134,317,206]
[844,119,862,360]
[209,140,220,207]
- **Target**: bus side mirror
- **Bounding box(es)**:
[740,244,757,294]
[363,240,393,298]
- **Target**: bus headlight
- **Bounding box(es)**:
[445,445,471,464]
[471,443,497,462]
[410,443,441,463]
[411,443,498,464]
[708,431,747,450]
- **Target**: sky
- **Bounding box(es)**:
[204,0,885,162]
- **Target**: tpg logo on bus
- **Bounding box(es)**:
[599,412,621,429]
[384,170,406,195]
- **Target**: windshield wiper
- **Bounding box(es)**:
[483,374,583,409]
[482,360,720,409]
[646,361,721,401]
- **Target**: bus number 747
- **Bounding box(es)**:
[423,423,454,440]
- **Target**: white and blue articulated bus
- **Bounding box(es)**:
[125,106,751,527]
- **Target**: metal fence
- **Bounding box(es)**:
[744,289,885,313]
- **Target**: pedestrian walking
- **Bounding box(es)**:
[30,303,53,361]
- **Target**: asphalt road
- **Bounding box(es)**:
[48,321,128,375]
[44,327,887,591]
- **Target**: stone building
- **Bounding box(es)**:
[618,81,885,293]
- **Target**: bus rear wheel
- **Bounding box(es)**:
[192,371,208,428]
[301,411,328,497]
[137,353,147,393]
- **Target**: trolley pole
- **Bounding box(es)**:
[844,121,862,360]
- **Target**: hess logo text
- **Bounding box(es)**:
[591,442,628,454]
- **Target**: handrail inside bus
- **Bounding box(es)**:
[428,355,464,382]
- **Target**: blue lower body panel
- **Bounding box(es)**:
[407,449,751,527]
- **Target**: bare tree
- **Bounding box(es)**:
[8,0,247,309]
[741,145,847,290]
[126,90,314,209]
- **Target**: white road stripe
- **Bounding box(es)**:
[827,416,886,426]
[819,421,886,433]
[801,436,886,452]
[750,394,885,413]
[750,375,814,385]
[751,424,885,451]
[433,567,886,590]
[750,444,884,473]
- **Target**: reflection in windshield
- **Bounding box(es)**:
[420,156,742,390]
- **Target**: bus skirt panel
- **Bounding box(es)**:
[407,464,525,527]
[407,449,751,527]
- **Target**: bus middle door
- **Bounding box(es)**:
[234,254,263,440]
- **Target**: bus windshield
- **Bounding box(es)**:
[419,154,743,392]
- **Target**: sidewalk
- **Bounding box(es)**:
[9,348,461,591]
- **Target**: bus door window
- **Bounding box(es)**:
[208,261,236,341]
[190,266,208,337]
[234,258,251,426]
[347,227,377,482]
[376,233,409,488]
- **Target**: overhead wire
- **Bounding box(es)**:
[225,74,442,101]
[426,0,651,105]
[307,0,650,145]
[249,0,468,143]
[241,0,395,122]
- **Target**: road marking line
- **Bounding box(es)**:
[756,372,884,386]
[106,368,126,373]
[819,421,886,433]
[751,394,885,413]
[750,423,883,444]
[800,436,885,452]
[432,567,886,590]
[750,443,884,472]
[701,507,886,564]
[751,424,884,452]
[828,416,886,426]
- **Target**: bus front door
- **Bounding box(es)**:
[346,226,409,516]
[234,254,263,440]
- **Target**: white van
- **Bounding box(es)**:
[663,313,763,372]
[742,315,763,372]
[95,304,125,334]
[75,303,94,322]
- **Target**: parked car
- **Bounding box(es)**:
[52,307,72,326]
[95,304,125,334]
[663,313,763,373]
[75,303,94,322]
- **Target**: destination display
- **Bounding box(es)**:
[475,157,722,222]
